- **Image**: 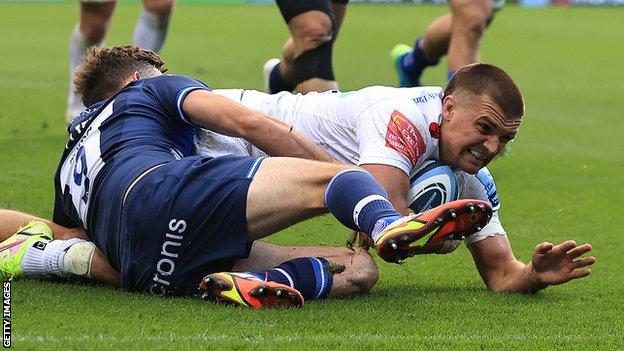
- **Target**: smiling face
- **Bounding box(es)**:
[438,91,522,174]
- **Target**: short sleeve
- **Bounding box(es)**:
[460,167,506,245]
[142,75,211,126]
[357,98,430,175]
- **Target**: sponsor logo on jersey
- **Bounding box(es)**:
[412,92,440,105]
[385,110,426,166]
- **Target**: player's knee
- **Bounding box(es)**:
[293,14,334,52]
[336,250,378,294]
[80,21,108,44]
[453,3,492,37]
[345,251,378,294]
[142,0,174,17]
[458,11,488,38]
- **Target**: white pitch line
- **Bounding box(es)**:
[13,333,624,343]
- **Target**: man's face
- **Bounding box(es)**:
[438,92,521,174]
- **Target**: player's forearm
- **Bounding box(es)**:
[485,259,547,294]
[243,113,335,162]
[184,90,334,162]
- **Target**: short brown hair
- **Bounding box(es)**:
[445,63,525,119]
[74,45,167,107]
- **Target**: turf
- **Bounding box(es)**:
[1,3,623,350]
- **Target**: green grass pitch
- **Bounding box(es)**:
[1,3,623,350]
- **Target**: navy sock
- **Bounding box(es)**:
[324,169,401,236]
[250,257,334,300]
[401,37,439,79]
[268,62,295,94]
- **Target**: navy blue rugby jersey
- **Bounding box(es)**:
[53,75,211,263]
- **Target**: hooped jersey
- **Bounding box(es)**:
[197,86,506,245]
[53,75,211,262]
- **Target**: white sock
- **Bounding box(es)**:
[20,238,89,277]
[132,9,170,53]
[370,215,407,242]
[67,25,90,122]
[371,219,389,242]
[63,241,96,277]
[20,239,50,275]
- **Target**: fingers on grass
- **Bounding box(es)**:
[571,267,592,280]
[566,243,592,259]
[534,241,554,254]
[574,256,596,269]
[556,240,578,253]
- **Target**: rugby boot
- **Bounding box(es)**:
[374,199,492,263]
[199,272,304,308]
[0,221,53,280]
[391,43,420,87]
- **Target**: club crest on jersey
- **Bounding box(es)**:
[385,110,426,166]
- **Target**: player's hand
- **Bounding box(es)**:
[346,231,373,251]
[530,240,596,288]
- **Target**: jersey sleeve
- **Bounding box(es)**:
[459,167,507,245]
[356,98,430,175]
[142,75,212,126]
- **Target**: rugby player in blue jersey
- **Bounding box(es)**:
[0,46,493,308]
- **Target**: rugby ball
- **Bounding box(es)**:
[407,160,459,213]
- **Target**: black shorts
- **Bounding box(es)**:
[277,0,346,23]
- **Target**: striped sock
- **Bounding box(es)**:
[325,169,402,236]
[249,257,335,300]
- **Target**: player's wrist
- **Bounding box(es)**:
[527,261,549,292]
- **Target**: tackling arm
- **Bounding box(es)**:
[468,234,595,293]
[183,90,335,162]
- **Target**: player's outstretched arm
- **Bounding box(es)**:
[183,90,335,162]
[468,235,595,293]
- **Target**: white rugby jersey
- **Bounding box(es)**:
[196,86,506,246]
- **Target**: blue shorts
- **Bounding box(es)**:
[119,155,265,296]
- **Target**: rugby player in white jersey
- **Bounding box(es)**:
[197,63,596,293]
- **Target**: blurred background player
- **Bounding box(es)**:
[391,0,504,87]
[66,0,174,122]
[263,0,349,94]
